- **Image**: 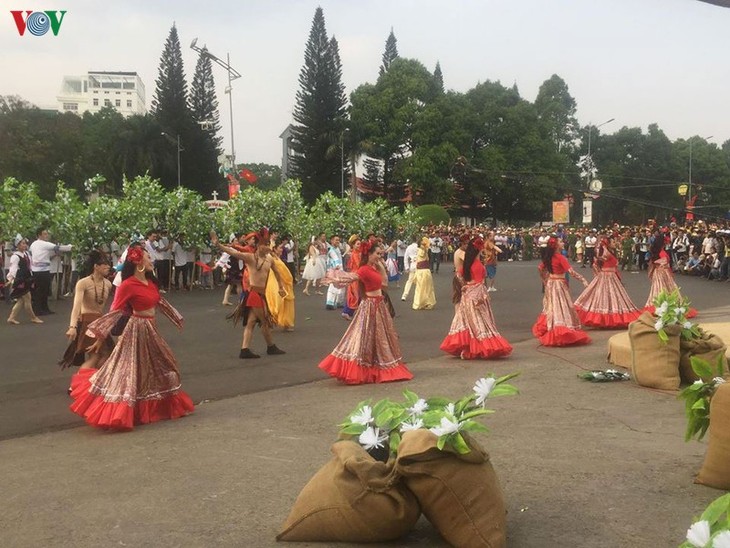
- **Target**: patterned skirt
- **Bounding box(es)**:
[533,279,591,347]
[643,266,698,318]
[574,271,641,328]
[69,313,194,430]
[59,312,114,369]
[440,283,512,359]
[319,295,413,384]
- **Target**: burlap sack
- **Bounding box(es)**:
[696,383,730,490]
[629,312,681,390]
[679,330,727,384]
[277,440,420,542]
[395,430,506,548]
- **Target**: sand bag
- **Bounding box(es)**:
[679,330,727,384]
[629,312,681,390]
[696,383,730,490]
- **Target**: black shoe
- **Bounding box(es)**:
[239,348,260,359]
[267,344,286,355]
[325,305,335,310]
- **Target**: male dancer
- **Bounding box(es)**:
[452,233,469,305]
[212,229,286,359]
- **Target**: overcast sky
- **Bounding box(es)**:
[2,0,728,167]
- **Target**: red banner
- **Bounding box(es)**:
[228,182,240,199]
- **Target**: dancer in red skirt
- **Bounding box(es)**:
[440,236,512,359]
[574,236,641,328]
[319,241,413,384]
[69,246,194,430]
[644,234,697,318]
[533,237,591,347]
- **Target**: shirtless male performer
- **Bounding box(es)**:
[212,229,287,359]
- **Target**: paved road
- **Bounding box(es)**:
[0,261,723,440]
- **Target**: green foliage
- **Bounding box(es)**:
[679,493,730,548]
[0,177,45,242]
[416,204,450,226]
[677,355,727,442]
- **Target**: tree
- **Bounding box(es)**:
[379,29,399,76]
[238,163,282,191]
[534,74,578,154]
[433,61,444,94]
[290,8,348,202]
[189,47,222,150]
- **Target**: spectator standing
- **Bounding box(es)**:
[429,233,443,273]
[29,228,72,315]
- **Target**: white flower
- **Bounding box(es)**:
[654,319,665,332]
[713,377,727,385]
[351,405,373,426]
[686,520,711,547]
[713,531,730,548]
[473,377,497,407]
[656,302,669,315]
[606,369,617,374]
[683,321,694,330]
[408,399,428,416]
[400,418,424,432]
[676,307,687,316]
[429,416,462,437]
[694,380,705,386]
[358,426,387,451]
[444,403,456,416]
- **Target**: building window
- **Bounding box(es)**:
[115,99,120,107]
[116,91,120,95]
[62,102,78,111]
[126,100,132,108]
[93,90,98,94]
[104,91,109,94]
[93,98,99,106]
[104,99,111,107]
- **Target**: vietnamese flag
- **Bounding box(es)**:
[240,168,258,184]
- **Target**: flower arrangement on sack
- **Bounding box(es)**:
[678,355,727,442]
[579,369,630,382]
[652,290,700,343]
[339,373,519,458]
[681,493,730,548]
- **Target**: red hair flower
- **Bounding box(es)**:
[126,246,144,265]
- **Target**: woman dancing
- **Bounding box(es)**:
[533,237,591,347]
[59,250,114,369]
[574,236,641,328]
[318,240,413,384]
[440,237,512,359]
[644,234,697,318]
[412,236,436,310]
[69,246,194,430]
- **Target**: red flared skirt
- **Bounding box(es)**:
[574,270,641,328]
[644,266,698,318]
[533,279,591,347]
[319,296,413,384]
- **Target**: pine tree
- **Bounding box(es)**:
[433,61,444,94]
[290,7,349,202]
[378,29,399,76]
[189,47,222,150]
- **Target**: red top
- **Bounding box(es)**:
[599,252,618,269]
[357,265,384,292]
[539,253,571,275]
[111,276,160,312]
[465,260,486,283]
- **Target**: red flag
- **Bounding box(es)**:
[228,182,240,199]
[239,168,258,184]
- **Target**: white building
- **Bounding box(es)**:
[56,71,146,117]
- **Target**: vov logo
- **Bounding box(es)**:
[11,10,67,36]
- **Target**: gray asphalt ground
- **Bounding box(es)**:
[1,261,728,547]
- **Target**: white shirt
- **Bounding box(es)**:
[145,239,160,261]
[403,242,419,272]
[29,240,72,272]
[396,240,406,258]
[113,248,128,286]
[158,236,172,260]
[172,241,187,267]
[584,235,598,248]
[199,245,213,264]
[429,237,442,254]
[537,235,550,248]
[283,240,295,263]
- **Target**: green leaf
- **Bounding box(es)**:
[491,385,519,397]
[495,372,521,385]
[691,356,714,379]
[460,409,495,421]
[700,493,730,524]
[436,436,446,450]
[389,431,401,454]
[401,389,419,406]
[451,433,471,454]
[340,424,366,435]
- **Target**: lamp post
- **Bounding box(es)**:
[688,135,713,204]
[190,39,241,168]
[161,132,183,187]
[586,117,615,168]
[583,117,613,226]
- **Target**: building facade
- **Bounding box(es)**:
[56,71,146,117]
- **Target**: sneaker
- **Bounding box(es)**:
[267,344,286,355]
[341,312,353,321]
[239,348,260,359]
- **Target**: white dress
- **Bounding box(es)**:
[302,246,326,281]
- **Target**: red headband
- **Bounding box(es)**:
[547,237,558,250]
[126,247,144,265]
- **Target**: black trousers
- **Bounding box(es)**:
[31,271,51,313]
[156,259,171,289]
[584,247,595,266]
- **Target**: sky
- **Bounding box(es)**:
[2,0,729,167]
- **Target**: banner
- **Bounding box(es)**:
[582,199,593,224]
[552,200,570,224]
[228,182,240,199]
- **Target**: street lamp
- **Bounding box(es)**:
[688,135,713,204]
[191,39,242,169]
[586,117,615,161]
[161,132,183,187]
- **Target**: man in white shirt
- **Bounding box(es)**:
[29,227,72,315]
[537,229,550,260]
[158,229,172,291]
[429,233,443,273]
[583,229,598,268]
[401,237,420,301]
[396,238,407,273]
[282,235,297,282]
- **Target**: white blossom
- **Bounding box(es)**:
[400,418,424,432]
[350,405,373,426]
[654,319,665,332]
[683,321,694,330]
[429,417,462,437]
[675,307,687,316]
[713,377,727,385]
[473,377,497,407]
[656,302,669,315]
[358,426,387,451]
[713,531,730,548]
[686,521,711,547]
[444,403,456,416]
[408,399,428,416]
[694,380,705,386]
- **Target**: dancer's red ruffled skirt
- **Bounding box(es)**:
[319,295,412,384]
[577,309,642,328]
[644,266,698,318]
[574,270,641,328]
[440,283,512,359]
[534,278,591,347]
[70,368,194,430]
[532,314,591,346]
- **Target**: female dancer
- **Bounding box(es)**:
[533,237,591,347]
[574,236,641,328]
[318,241,413,384]
[341,235,361,321]
[440,237,512,359]
[59,250,114,369]
[266,239,295,331]
[644,234,697,318]
[301,239,325,296]
[6,237,43,325]
[412,236,436,310]
[69,247,194,430]
[385,240,401,287]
